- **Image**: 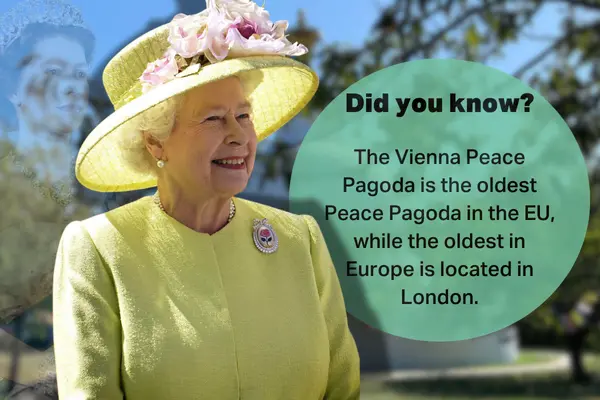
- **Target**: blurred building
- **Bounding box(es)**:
[364,325,520,370]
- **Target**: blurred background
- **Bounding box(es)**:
[1,0,600,398]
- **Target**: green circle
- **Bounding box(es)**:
[289,59,590,342]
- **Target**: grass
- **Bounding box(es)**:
[359,351,590,400]
[360,374,598,400]
[0,349,591,400]
[514,352,554,365]
[478,351,555,369]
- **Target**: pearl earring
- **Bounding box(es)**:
[157,159,165,168]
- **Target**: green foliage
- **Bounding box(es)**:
[465,24,480,47]
[0,139,94,324]
[254,0,600,191]
[272,0,600,346]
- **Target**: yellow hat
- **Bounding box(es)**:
[76,0,318,193]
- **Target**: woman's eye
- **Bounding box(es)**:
[237,113,250,119]
[76,70,87,79]
[205,116,222,122]
[45,68,61,75]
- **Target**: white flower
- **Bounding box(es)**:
[212,0,272,34]
[167,13,209,58]
[139,50,179,92]
[217,1,308,57]
[139,0,309,89]
[203,8,232,62]
[226,29,307,57]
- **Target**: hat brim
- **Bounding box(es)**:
[76,55,318,193]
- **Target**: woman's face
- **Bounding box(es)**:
[161,77,257,198]
[13,34,89,136]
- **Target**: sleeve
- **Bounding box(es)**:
[52,221,124,399]
[303,215,361,400]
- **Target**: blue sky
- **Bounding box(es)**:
[0,0,570,76]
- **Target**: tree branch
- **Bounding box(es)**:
[478,3,543,63]
[391,0,506,64]
[521,32,562,41]
[545,0,600,9]
[513,20,600,78]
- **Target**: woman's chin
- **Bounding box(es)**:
[210,177,249,197]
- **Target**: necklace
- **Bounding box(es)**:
[153,192,236,224]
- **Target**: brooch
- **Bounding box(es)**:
[253,218,278,254]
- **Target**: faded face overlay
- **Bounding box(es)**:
[12,34,89,137]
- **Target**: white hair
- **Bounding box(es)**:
[117,95,183,176]
[116,73,259,177]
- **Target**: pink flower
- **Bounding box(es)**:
[140,51,179,92]
[137,1,311,88]
[231,17,259,39]
[212,0,272,34]
[226,28,308,58]
[223,11,308,58]
[168,13,208,58]
[260,228,271,238]
[203,9,231,62]
[226,29,284,55]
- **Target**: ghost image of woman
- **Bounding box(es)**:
[9,30,89,144]
[0,1,97,397]
[0,5,95,196]
[0,0,96,372]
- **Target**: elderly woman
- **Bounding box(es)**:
[52,1,361,399]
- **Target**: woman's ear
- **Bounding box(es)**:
[142,131,166,161]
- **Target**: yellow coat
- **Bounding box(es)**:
[52,196,361,399]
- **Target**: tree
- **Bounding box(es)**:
[282,0,600,346]
[0,138,95,394]
[269,1,599,186]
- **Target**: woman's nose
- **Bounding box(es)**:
[60,80,87,99]
[225,116,249,145]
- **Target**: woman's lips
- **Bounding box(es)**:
[212,157,246,170]
[57,104,83,113]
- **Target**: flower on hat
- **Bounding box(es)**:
[167,13,209,58]
[140,49,180,91]
[139,0,308,92]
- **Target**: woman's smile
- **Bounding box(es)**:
[51,1,361,398]
[212,156,247,170]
